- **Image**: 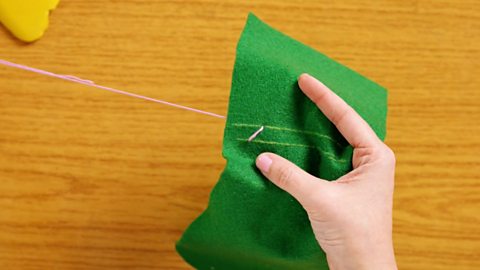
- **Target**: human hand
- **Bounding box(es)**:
[255,74,397,270]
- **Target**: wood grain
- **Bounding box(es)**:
[1,0,479,269]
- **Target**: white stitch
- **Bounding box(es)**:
[247,126,264,142]
[233,123,344,147]
[236,138,349,163]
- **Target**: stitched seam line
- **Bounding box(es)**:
[235,138,349,163]
[232,123,345,147]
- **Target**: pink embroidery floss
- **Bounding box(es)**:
[0,59,225,119]
[248,126,264,142]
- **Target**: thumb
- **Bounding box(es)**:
[256,152,328,207]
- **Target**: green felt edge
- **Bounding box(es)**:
[176,13,388,270]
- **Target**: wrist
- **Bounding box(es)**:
[326,239,397,270]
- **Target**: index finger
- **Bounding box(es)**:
[298,73,381,148]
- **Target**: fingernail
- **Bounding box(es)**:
[298,73,309,81]
[256,154,272,173]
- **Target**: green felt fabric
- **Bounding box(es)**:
[176,13,388,270]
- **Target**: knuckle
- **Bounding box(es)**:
[312,90,329,107]
[331,107,353,125]
[276,166,295,188]
[377,144,396,166]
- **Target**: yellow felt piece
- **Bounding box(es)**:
[0,0,59,42]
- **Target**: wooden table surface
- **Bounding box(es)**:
[1,0,479,269]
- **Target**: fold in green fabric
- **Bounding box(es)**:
[176,13,388,270]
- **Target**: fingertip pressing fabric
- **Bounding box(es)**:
[176,13,388,270]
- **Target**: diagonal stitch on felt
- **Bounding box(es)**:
[235,138,349,163]
[176,13,388,270]
[232,123,346,147]
[233,123,350,160]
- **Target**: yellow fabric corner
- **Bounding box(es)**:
[0,0,59,42]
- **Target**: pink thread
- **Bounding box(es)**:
[63,75,95,85]
[0,59,225,119]
[248,126,264,142]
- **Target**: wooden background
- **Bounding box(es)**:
[1,0,479,269]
